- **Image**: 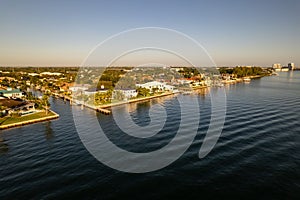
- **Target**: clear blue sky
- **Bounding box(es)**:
[0,0,299,67]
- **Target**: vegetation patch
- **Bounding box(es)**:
[0,111,56,126]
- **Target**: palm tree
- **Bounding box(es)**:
[41,93,50,115]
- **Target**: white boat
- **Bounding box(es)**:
[243,78,251,83]
[182,90,192,95]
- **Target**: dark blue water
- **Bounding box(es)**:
[0,72,299,199]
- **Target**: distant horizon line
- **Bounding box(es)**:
[0,65,291,68]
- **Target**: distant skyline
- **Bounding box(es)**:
[0,0,299,67]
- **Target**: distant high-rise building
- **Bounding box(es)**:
[288,63,295,70]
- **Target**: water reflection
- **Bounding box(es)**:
[193,87,210,98]
[126,103,137,113]
[126,94,176,113]
[287,71,293,82]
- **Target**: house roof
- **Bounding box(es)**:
[0,89,22,94]
[0,99,26,108]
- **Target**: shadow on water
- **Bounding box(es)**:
[0,137,9,154]
[44,121,54,140]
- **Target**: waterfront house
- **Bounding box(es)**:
[0,98,35,117]
[69,84,91,93]
[177,79,193,85]
[136,81,174,93]
[8,102,36,116]
[281,67,290,72]
[113,89,137,100]
[0,88,23,99]
[83,88,108,96]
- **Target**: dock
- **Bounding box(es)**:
[96,108,111,115]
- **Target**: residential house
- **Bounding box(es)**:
[0,88,23,98]
[113,89,137,100]
[136,81,174,93]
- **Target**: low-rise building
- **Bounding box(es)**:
[136,81,174,93]
[272,63,283,71]
[40,72,62,76]
[113,89,137,100]
[0,88,23,98]
[281,67,289,72]
[28,73,39,76]
[69,84,90,93]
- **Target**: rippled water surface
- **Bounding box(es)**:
[0,72,300,199]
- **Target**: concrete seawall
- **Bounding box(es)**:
[100,92,177,109]
[68,92,178,115]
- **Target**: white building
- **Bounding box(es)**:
[83,89,108,95]
[0,88,23,98]
[28,73,39,76]
[113,89,137,100]
[281,67,289,72]
[136,81,174,93]
[120,89,137,99]
[40,72,62,76]
[177,79,193,85]
[69,84,90,92]
[272,63,282,71]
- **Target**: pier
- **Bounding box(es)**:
[96,108,111,115]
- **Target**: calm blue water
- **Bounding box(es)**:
[0,72,299,199]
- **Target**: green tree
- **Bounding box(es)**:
[115,76,135,89]
[94,89,113,105]
[137,87,150,97]
[152,87,159,94]
[113,90,125,101]
[41,93,50,115]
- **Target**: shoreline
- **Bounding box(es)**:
[53,74,270,115]
[100,91,177,109]
[0,110,59,130]
[78,92,178,114]
[222,74,269,84]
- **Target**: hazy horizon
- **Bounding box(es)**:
[0,0,299,67]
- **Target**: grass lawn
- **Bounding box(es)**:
[0,111,56,126]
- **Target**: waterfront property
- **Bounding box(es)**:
[136,81,175,93]
[0,88,23,99]
[272,62,295,72]
[0,91,59,128]
[0,110,59,130]
[2,71,300,199]
[113,89,138,100]
[69,84,91,93]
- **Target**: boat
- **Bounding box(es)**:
[243,77,251,83]
[216,82,224,87]
[182,90,192,95]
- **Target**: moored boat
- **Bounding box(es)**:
[243,77,251,83]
